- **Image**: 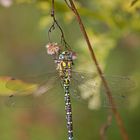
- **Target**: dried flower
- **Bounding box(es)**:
[45,43,60,55]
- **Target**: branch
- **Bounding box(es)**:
[48,0,71,50]
[100,113,112,140]
[65,0,129,140]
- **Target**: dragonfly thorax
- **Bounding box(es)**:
[55,51,73,81]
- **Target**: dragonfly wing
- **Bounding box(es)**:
[69,72,99,104]
[70,71,135,109]
[72,71,135,94]
[101,75,136,94]
[71,71,98,84]
[99,75,135,108]
[69,74,103,109]
[5,71,57,94]
[101,94,127,108]
[70,71,98,99]
[5,72,62,107]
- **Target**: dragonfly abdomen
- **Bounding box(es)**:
[64,85,74,140]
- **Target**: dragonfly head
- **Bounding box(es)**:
[59,51,73,61]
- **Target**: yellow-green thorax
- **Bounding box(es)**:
[56,51,73,86]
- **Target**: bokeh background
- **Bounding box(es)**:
[0,0,140,140]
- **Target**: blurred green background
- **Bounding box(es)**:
[0,0,140,140]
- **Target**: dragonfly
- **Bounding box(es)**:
[1,44,135,140]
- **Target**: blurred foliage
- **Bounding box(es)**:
[131,0,139,7]
[0,0,140,140]
[0,76,38,96]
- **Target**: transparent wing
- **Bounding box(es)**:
[5,72,63,107]
[70,71,98,100]
[101,75,135,93]
[69,71,135,109]
[4,70,136,109]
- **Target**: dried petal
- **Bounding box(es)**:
[45,43,60,55]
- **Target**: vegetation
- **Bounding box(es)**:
[0,0,140,140]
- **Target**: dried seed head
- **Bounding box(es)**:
[45,43,60,55]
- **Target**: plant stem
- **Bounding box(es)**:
[48,0,71,50]
[64,0,129,140]
[100,112,112,140]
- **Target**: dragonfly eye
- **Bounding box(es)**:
[60,51,73,61]
[59,54,64,60]
[66,53,72,60]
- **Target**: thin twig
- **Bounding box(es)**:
[65,1,129,140]
[64,0,72,9]
[130,0,138,7]
[100,112,113,140]
[48,0,71,50]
